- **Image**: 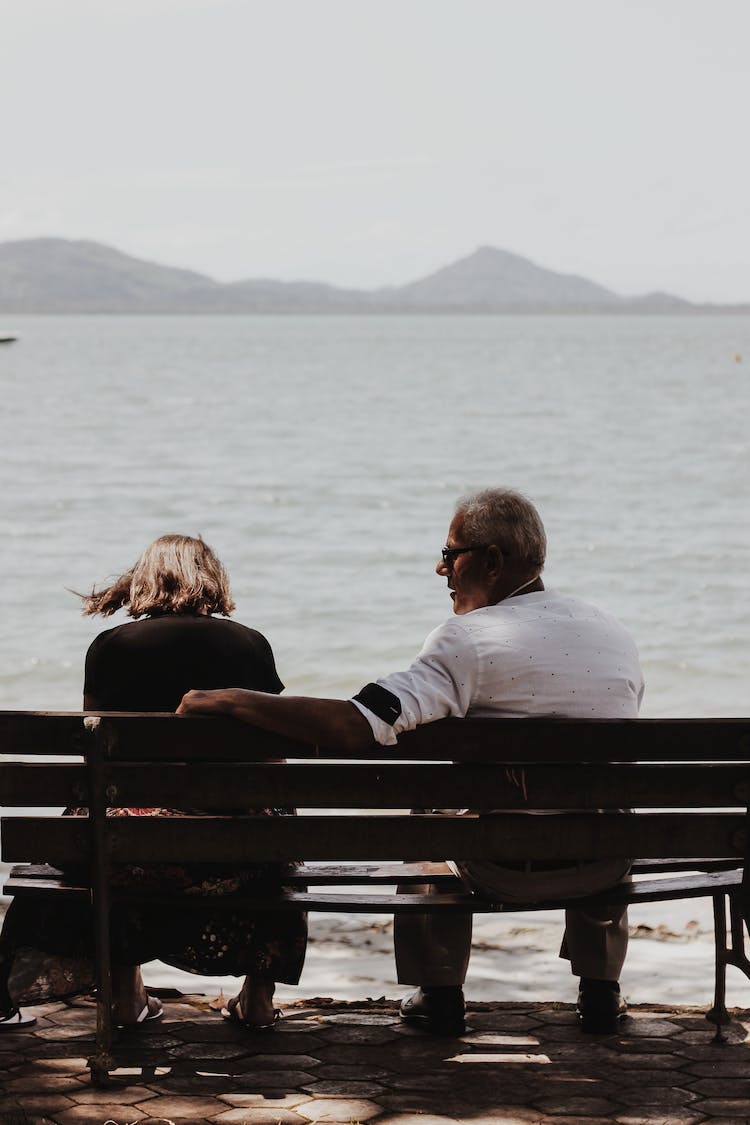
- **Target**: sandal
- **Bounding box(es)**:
[221,995,281,1032]
[116,994,164,1028]
[0,1007,36,1030]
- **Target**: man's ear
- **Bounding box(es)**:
[484,544,504,576]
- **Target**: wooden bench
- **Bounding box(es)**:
[2,710,750,1086]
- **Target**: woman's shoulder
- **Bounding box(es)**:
[202,616,275,650]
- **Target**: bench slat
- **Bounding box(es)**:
[5,713,750,763]
[4,762,750,809]
[4,860,458,888]
[3,812,745,864]
[3,867,742,914]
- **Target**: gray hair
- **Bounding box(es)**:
[456,488,546,571]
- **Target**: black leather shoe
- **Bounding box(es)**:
[576,978,627,1034]
[399,986,466,1035]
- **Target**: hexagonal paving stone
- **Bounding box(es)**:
[611,1051,682,1069]
[688,1077,750,1097]
[55,1106,159,1123]
[622,1017,684,1037]
[690,1097,750,1116]
[293,1096,382,1121]
[613,1067,694,1088]
[7,1093,76,1114]
[465,1032,541,1047]
[613,1115,708,1125]
[685,1056,750,1077]
[71,1083,158,1104]
[302,1079,386,1098]
[214,1110,308,1124]
[218,1067,319,1087]
[315,1023,400,1045]
[167,1039,252,1060]
[316,1010,397,1026]
[243,1052,321,1070]
[314,1064,388,1081]
[132,1093,230,1117]
[467,1012,542,1031]
[373,1116,464,1125]
[218,1093,313,1108]
[615,1086,699,1108]
[169,1020,243,1043]
[6,1073,87,1094]
[533,1096,618,1116]
[677,1023,748,1044]
[464,1111,543,1124]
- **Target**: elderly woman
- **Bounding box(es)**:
[0,535,306,1031]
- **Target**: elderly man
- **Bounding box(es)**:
[179,488,644,1035]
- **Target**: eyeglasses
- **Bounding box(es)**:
[441,545,486,567]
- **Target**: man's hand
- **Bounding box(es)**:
[177,689,237,716]
[177,686,376,751]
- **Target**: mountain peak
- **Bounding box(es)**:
[393,245,619,307]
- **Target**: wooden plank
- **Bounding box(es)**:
[98,715,750,762]
[0,712,92,757]
[3,876,91,898]
[2,712,750,763]
[630,858,741,874]
[4,873,742,914]
[20,761,745,810]
[5,858,739,895]
[3,812,745,864]
[4,761,748,810]
[399,717,750,763]
[0,764,88,806]
[93,714,305,761]
[2,861,458,894]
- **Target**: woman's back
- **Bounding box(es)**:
[84,615,283,712]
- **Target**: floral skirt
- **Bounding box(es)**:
[0,806,307,1006]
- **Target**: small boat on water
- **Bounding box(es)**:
[0,336,17,344]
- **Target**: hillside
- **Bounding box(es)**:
[385,245,620,308]
[0,237,708,313]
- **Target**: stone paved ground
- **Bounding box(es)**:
[0,994,749,1124]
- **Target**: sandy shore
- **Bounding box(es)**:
[140,896,750,1011]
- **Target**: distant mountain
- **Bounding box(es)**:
[0,237,741,314]
[0,238,216,313]
[384,245,620,308]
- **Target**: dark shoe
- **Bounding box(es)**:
[399,986,466,1035]
[577,978,626,1034]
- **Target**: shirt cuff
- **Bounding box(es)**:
[350,697,399,746]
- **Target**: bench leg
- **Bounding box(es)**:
[87,1053,114,1089]
[707,889,750,1037]
[707,892,730,1030]
[727,892,750,975]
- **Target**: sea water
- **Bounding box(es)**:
[1,313,749,1004]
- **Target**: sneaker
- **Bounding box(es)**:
[576,978,627,1035]
[399,986,466,1035]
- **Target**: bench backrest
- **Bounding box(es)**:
[2,712,750,867]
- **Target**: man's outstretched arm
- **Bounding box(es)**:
[177,688,376,752]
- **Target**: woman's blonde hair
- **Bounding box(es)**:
[80,535,235,618]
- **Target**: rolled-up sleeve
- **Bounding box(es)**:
[350,622,477,746]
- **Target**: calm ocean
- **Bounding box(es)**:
[1,313,749,1005]
[1,314,748,714]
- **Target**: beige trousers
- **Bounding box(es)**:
[394,856,631,986]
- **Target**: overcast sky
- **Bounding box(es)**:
[2,0,748,302]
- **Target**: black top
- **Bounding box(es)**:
[83,614,283,711]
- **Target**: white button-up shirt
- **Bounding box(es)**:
[351,590,644,746]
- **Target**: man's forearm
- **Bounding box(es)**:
[177,688,376,752]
